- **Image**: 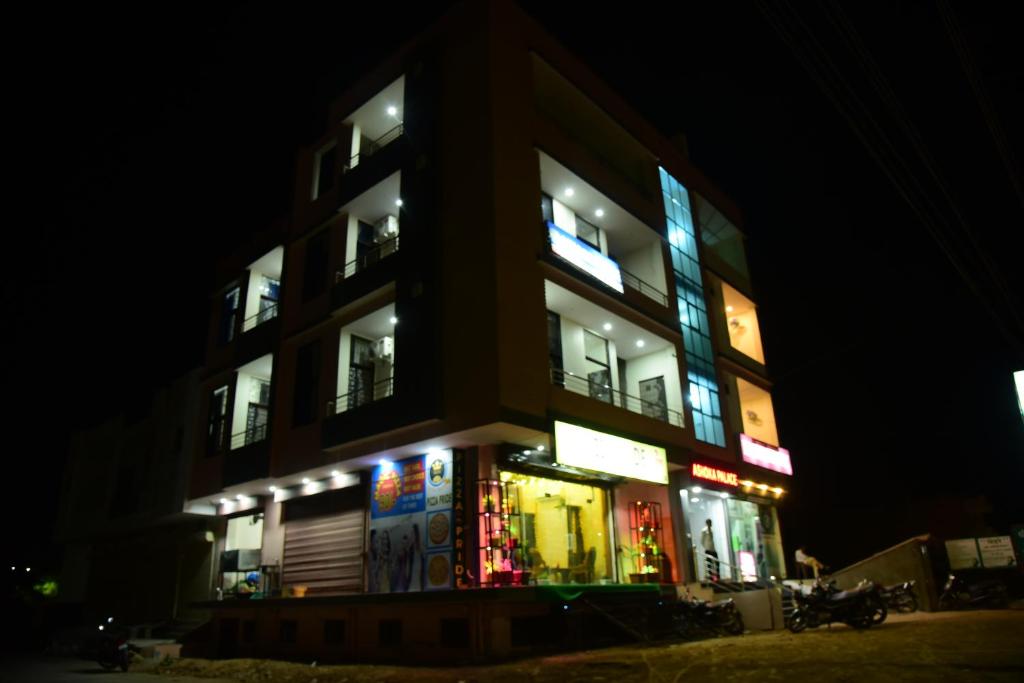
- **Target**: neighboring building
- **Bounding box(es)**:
[183,0,794,660]
[56,369,213,626]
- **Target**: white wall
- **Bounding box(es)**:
[620,242,667,294]
[260,500,285,569]
[232,370,272,444]
[345,215,359,273]
[243,272,262,323]
[552,198,577,236]
[349,123,361,167]
[558,316,619,393]
[226,514,264,551]
[336,331,352,401]
[623,347,683,415]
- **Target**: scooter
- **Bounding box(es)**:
[787,579,886,633]
[95,617,133,672]
[939,574,1008,610]
[879,580,918,613]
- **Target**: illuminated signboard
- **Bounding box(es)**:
[554,421,667,484]
[548,222,624,293]
[740,434,793,476]
[1015,370,1023,423]
[690,462,739,487]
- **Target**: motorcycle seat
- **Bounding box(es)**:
[829,585,871,601]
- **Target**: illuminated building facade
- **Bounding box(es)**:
[183,0,794,659]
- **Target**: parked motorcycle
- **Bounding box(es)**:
[787,579,886,633]
[939,573,1008,610]
[879,580,918,613]
[670,596,745,638]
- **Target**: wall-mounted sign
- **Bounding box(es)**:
[548,222,624,293]
[740,433,793,476]
[945,536,1019,570]
[554,421,667,484]
[690,462,739,487]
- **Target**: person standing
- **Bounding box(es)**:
[701,519,719,581]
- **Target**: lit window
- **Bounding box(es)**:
[721,282,765,364]
[735,377,779,446]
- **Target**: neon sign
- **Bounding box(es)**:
[691,462,739,487]
[740,434,793,476]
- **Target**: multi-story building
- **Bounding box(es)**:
[182,0,794,660]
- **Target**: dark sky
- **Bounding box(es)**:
[6,1,1022,569]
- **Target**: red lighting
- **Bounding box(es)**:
[691,462,739,487]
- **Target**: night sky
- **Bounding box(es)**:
[6,2,1022,571]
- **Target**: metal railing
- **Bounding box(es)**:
[229,423,268,450]
[693,549,787,593]
[326,376,394,416]
[335,236,400,282]
[241,303,279,332]
[344,123,404,171]
[550,368,683,428]
[619,267,669,306]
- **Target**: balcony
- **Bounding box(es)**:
[539,150,669,309]
[230,422,268,450]
[334,172,402,286]
[241,302,278,333]
[340,76,405,175]
[338,236,399,281]
[326,376,394,416]
[344,123,404,173]
[240,247,283,334]
[551,368,683,427]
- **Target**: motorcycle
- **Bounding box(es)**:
[787,579,886,633]
[939,573,1008,610]
[95,617,134,672]
[670,596,745,638]
[879,580,918,613]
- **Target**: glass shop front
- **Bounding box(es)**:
[680,462,786,583]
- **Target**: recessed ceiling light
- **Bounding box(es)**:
[726,305,734,312]
[595,208,604,217]
[331,470,340,477]
[602,322,612,331]
[268,485,277,492]
[564,188,574,197]
[395,198,403,207]
[691,486,702,493]
[537,445,545,451]
[301,478,310,485]
[219,498,228,505]
[389,316,398,324]
[386,105,398,116]
[635,339,645,348]
[236,494,244,501]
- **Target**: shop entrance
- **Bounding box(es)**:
[681,492,784,582]
[500,472,612,584]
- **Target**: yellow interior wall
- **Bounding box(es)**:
[737,377,779,446]
[722,282,765,364]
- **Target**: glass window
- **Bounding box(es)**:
[583,330,612,404]
[220,287,240,344]
[735,377,779,446]
[721,281,765,364]
[682,491,785,583]
[696,195,750,282]
[501,473,612,585]
[575,216,600,251]
[222,514,264,596]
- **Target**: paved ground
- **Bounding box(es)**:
[4,610,1022,682]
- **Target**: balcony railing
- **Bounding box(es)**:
[241,303,279,333]
[550,367,683,428]
[230,423,269,450]
[619,267,669,307]
[326,376,394,416]
[335,236,400,282]
[345,123,404,172]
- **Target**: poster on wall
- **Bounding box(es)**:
[945,538,982,570]
[978,536,1018,568]
[368,450,454,592]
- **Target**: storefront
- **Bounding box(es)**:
[478,420,680,587]
[679,460,786,583]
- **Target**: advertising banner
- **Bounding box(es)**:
[945,538,981,570]
[977,536,1018,569]
[369,450,454,592]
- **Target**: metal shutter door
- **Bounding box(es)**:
[282,509,364,595]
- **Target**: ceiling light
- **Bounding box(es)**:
[726,305,734,313]
[379,459,392,470]
[395,198,403,207]
[331,470,340,477]
[690,486,702,493]
[635,339,645,348]
[386,105,398,117]
[302,478,311,485]
[235,494,244,501]
[389,316,398,324]
[720,492,729,499]
[219,498,227,505]
[690,498,700,504]
[524,450,532,455]
[602,322,612,331]
[268,485,277,493]
[595,208,604,217]
[564,188,574,197]
[536,445,545,451]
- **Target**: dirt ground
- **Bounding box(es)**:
[145,610,1024,683]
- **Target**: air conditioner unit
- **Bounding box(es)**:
[374,215,399,242]
[373,336,394,360]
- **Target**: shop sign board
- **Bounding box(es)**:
[369,449,455,592]
[690,462,739,487]
[548,222,624,293]
[945,536,1019,570]
[739,433,793,476]
[554,421,667,484]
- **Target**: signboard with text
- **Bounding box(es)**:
[554,421,667,484]
[690,462,739,487]
[548,222,624,293]
[740,433,793,476]
[946,536,1019,570]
